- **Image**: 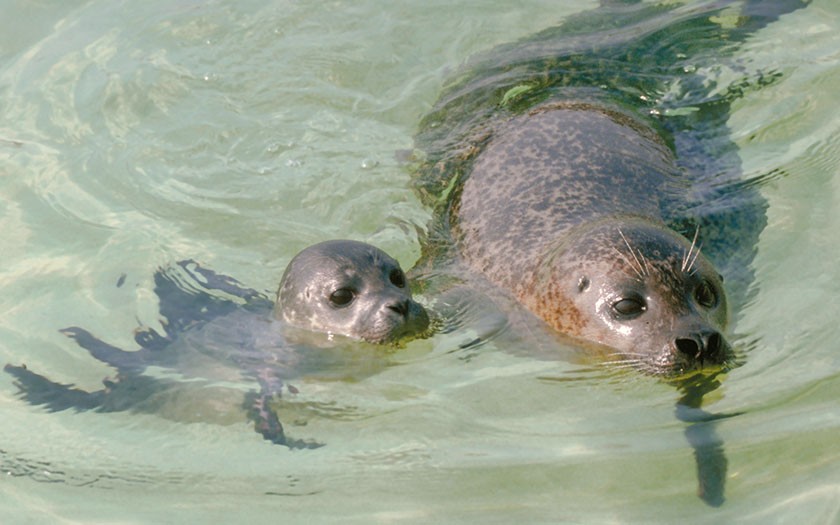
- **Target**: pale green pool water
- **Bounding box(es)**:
[1,1,839,523]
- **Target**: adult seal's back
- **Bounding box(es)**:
[412,0,807,375]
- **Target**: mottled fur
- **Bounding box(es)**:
[411,0,808,374]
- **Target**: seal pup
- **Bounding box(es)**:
[6,240,430,447]
[276,239,430,344]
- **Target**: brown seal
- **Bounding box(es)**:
[449,103,729,374]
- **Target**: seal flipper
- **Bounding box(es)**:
[245,368,323,449]
[245,389,287,445]
[4,364,107,412]
[60,327,161,374]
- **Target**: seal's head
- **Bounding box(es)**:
[275,240,430,344]
[527,218,729,376]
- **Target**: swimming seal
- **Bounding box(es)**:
[452,104,729,374]
[411,2,808,503]
[4,241,429,448]
[409,0,803,375]
[276,240,430,344]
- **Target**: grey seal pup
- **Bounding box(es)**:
[5,241,429,448]
[276,240,430,344]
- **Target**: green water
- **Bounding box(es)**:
[1,0,839,522]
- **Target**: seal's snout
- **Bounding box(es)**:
[675,330,727,364]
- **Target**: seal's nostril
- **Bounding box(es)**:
[676,331,727,364]
[388,300,409,317]
[675,337,700,357]
[706,332,722,356]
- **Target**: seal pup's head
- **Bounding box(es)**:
[528,218,730,376]
[276,240,430,344]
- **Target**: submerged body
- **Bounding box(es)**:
[6,241,429,447]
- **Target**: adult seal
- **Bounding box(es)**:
[411,1,804,376]
[276,240,430,344]
[454,102,729,374]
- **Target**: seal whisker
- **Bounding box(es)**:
[682,225,701,273]
[612,246,645,280]
[686,240,704,276]
[639,251,650,278]
[616,228,646,280]
[601,358,638,367]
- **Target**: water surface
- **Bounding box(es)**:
[1,0,839,522]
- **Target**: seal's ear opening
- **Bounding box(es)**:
[577,276,590,293]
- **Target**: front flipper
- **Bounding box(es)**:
[245,389,287,445]
[244,368,323,449]
[4,364,106,412]
[59,327,161,374]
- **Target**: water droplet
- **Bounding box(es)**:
[360,158,379,169]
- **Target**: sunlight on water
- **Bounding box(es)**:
[1,0,839,523]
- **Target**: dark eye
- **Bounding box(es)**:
[389,268,406,288]
[329,288,355,307]
[612,297,646,319]
[694,280,717,308]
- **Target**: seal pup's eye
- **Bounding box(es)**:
[694,280,717,309]
[612,296,646,319]
[389,268,406,288]
[329,288,355,307]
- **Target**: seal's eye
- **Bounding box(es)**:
[329,288,355,307]
[612,297,646,319]
[389,268,406,288]
[694,280,717,309]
